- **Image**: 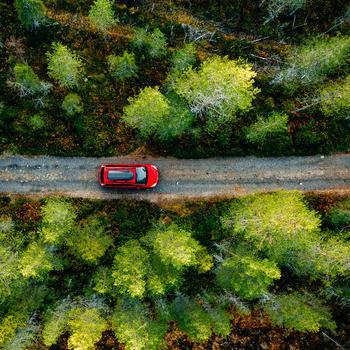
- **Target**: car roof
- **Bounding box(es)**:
[107,170,134,181]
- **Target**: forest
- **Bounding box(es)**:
[1,0,350,349]
[0,191,349,349]
[0,0,349,157]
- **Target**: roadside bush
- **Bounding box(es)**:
[272,36,350,92]
[245,112,292,154]
[62,93,83,116]
[41,198,76,244]
[320,76,350,119]
[174,56,259,132]
[112,298,168,350]
[88,0,117,34]
[131,28,167,59]
[47,43,84,89]
[107,52,138,80]
[14,0,46,30]
[216,254,281,300]
[264,292,336,332]
[9,63,51,105]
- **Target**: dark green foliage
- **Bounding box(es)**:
[112,298,168,350]
[14,0,46,30]
[61,93,83,116]
[325,198,350,231]
[216,254,280,300]
[264,292,336,332]
[170,43,197,72]
[132,28,167,59]
[88,0,117,33]
[107,52,138,80]
[245,112,292,154]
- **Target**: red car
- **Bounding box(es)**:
[98,164,159,189]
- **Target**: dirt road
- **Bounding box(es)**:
[0,154,349,201]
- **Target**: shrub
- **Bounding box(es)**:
[325,198,350,231]
[272,36,350,92]
[174,56,259,131]
[320,76,350,118]
[264,292,336,332]
[112,298,168,350]
[14,0,46,30]
[28,114,45,130]
[170,43,196,71]
[107,52,138,80]
[216,254,281,300]
[112,240,150,298]
[67,216,113,264]
[67,307,108,350]
[245,112,292,154]
[88,0,117,33]
[47,43,84,89]
[41,198,76,244]
[9,64,51,105]
[132,28,167,58]
[62,93,83,116]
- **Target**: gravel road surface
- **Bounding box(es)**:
[0,154,349,201]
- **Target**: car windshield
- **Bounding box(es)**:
[136,167,147,184]
[108,170,134,181]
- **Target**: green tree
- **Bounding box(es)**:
[88,0,117,33]
[170,43,196,71]
[107,52,138,80]
[123,86,170,137]
[245,112,292,154]
[221,191,321,274]
[123,88,194,140]
[146,224,213,271]
[173,296,209,341]
[320,76,350,118]
[14,0,46,30]
[67,216,112,264]
[62,93,83,116]
[0,246,20,302]
[47,43,84,89]
[18,242,54,279]
[112,240,150,298]
[273,36,350,92]
[42,299,74,347]
[264,292,336,332]
[325,198,350,231]
[41,198,76,244]
[174,56,259,131]
[9,64,51,105]
[112,298,168,350]
[67,307,108,350]
[132,28,167,58]
[216,254,281,300]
